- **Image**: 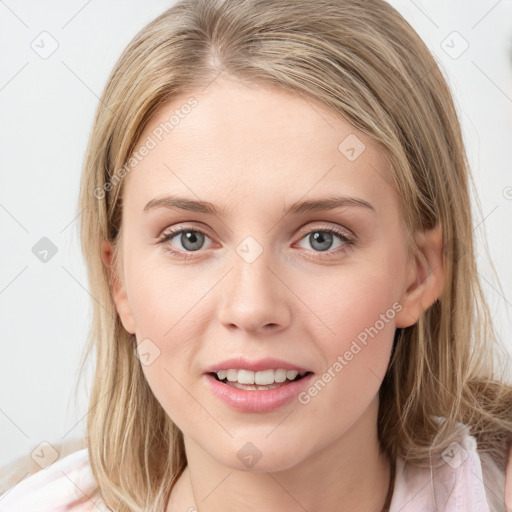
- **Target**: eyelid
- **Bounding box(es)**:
[158,222,214,238]
[295,222,355,242]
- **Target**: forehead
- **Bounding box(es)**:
[122,76,396,216]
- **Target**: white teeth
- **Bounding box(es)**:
[255,369,273,385]
[286,370,299,381]
[215,368,306,385]
[226,369,238,382]
[274,369,287,383]
[238,369,255,384]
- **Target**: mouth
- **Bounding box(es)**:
[208,370,314,391]
[204,370,316,412]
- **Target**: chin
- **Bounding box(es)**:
[213,442,307,473]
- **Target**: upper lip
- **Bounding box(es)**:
[203,356,313,374]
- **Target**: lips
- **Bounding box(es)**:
[202,356,315,412]
[203,356,313,374]
[204,371,316,412]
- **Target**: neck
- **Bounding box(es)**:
[168,397,392,512]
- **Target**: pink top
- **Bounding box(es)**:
[0,433,495,511]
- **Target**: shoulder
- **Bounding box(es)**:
[0,448,108,512]
[390,429,502,512]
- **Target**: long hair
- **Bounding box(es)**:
[75,0,512,509]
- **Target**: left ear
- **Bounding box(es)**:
[395,225,444,328]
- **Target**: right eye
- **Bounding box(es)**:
[158,226,215,259]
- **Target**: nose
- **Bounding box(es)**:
[217,249,292,334]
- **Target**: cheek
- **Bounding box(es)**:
[123,256,208,421]
[292,264,399,410]
[126,250,211,343]
[296,256,400,349]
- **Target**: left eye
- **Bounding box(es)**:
[296,228,352,253]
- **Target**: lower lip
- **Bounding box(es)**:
[204,373,315,412]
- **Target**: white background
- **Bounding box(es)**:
[1,0,511,467]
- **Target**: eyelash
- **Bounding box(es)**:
[158,224,355,260]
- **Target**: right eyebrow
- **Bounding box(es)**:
[143,195,232,216]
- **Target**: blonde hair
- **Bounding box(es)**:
[73,0,512,509]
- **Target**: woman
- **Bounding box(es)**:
[1,1,511,510]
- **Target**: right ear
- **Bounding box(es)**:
[100,239,136,335]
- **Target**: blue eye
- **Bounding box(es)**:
[159,228,213,259]
[297,228,353,253]
[158,225,354,260]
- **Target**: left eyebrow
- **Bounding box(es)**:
[143,194,375,217]
[287,196,375,215]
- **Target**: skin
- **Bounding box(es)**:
[101,74,446,512]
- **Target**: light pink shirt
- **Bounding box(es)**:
[0,433,495,511]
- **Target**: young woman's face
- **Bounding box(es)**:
[107,75,422,472]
